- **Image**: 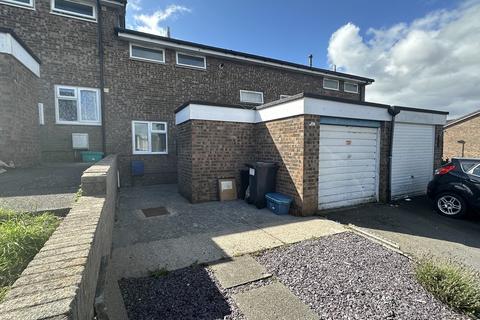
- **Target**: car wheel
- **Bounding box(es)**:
[434,192,467,218]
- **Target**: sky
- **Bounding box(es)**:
[125,0,480,118]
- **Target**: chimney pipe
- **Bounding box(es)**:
[167,26,171,38]
[308,54,313,67]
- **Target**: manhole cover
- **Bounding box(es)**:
[142,207,170,217]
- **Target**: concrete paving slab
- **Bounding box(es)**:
[209,255,271,289]
[211,228,284,256]
[261,218,346,244]
[233,282,319,320]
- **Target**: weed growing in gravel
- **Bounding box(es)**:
[74,187,83,202]
[150,267,169,278]
[0,208,60,302]
[415,258,480,318]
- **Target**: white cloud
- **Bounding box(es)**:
[133,4,190,36]
[327,1,480,118]
[127,0,142,11]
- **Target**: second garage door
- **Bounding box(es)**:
[318,124,379,210]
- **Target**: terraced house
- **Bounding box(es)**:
[0,0,448,215]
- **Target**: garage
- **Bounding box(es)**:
[318,123,380,210]
[391,122,435,199]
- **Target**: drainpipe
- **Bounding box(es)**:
[387,106,401,202]
[97,0,106,155]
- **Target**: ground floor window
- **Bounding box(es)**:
[132,121,168,154]
[55,85,101,125]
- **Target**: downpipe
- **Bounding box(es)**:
[97,0,106,155]
[387,106,400,202]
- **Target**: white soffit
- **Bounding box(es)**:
[0,32,40,77]
[175,98,447,126]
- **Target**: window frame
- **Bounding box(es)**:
[50,0,97,21]
[239,90,264,104]
[129,43,165,64]
[344,82,359,94]
[175,51,207,70]
[0,0,34,9]
[54,85,101,126]
[131,121,168,155]
[323,78,340,91]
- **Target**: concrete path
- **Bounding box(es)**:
[209,255,271,289]
[0,163,90,213]
[233,282,319,320]
[325,196,480,272]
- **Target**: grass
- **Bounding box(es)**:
[150,267,169,278]
[0,208,60,302]
[74,186,83,202]
[415,258,480,318]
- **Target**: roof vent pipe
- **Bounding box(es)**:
[167,26,171,38]
[308,54,313,67]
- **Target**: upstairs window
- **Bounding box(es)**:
[323,78,339,91]
[132,121,168,154]
[344,82,359,93]
[176,52,206,69]
[0,0,34,9]
[240,90,264,104]
[51,0,96,20]
[55,85,101,125]
[130,44,165,63]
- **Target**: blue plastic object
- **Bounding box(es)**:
[131,160,144,176]
[265,192,292,215]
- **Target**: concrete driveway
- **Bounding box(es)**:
[0,163,90,213]
[325,196,480,272]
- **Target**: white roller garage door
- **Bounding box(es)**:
[391,123,434,199]
[318,125,379,210]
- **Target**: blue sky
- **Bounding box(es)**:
[126,0,480,117]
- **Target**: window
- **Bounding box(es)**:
[132,121,168,154]
[130,44,165,63]
[470,164,480,177]
[240,90,264,104]
[38,103,44,125]
[176,52,206,69]
[51,0,96,20]
[344,82,359,93]
[460,160,480,172]
[0,0,34,9]
[323,78,339,91]
[55,85,101,125]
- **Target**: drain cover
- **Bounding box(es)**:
[142,207,169,217]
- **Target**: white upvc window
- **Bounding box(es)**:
[130,44,165,63]
[55,85,101,125]
[240,90,264,104]
[0,0,34,9]
[176,52,206,69]
[344,82,359,93]
[51,0,96,21]
[132,121,168,154]
[323,78,339,91]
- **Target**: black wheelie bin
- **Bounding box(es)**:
[245,161,278,209]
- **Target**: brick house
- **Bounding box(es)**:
[0,0,448,214]
[443,109,480,160]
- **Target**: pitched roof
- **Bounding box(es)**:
[444,109,480,128]
[115,28,375,84]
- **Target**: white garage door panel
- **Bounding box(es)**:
[391,123,434,199]
[319,125,379,210]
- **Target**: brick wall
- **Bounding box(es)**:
[177,121,193,202]
[378,121,392,202]
[443,118,480,160]
[0,155,118,319]
[302,115,320,214]
[0,54,41,167]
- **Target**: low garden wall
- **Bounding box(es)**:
[0,155,118,320]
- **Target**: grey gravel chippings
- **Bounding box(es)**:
[255,232,470,320]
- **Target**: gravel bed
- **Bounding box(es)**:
[119,265,245,320]
[255,232,470,320]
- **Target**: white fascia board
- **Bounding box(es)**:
[175,104,256,125]
[0,32,40,77]
[395,110,447,125]
[255,99,305,122]
[117,32,368,84]
[304,97,391,121]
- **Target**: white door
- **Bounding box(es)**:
[391,123,434,199]
[318,125,380,210]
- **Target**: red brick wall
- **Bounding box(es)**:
[177,122,193,201]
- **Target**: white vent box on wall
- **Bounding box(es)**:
[72,133,89,149]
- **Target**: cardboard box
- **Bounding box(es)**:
[218,178,237,201]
